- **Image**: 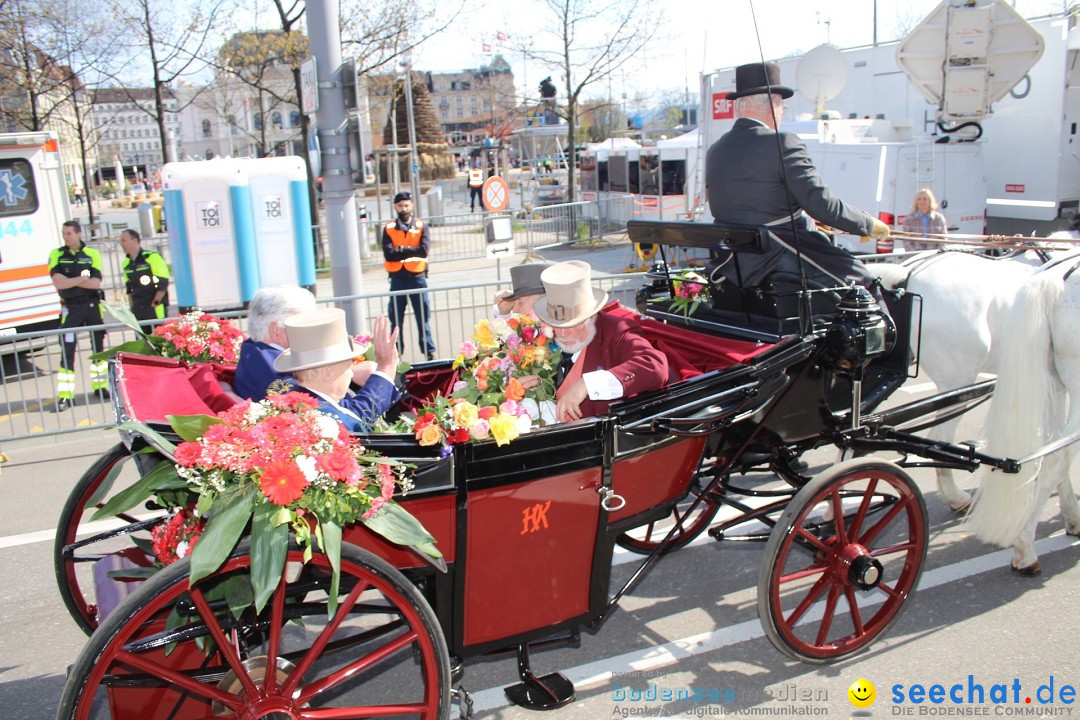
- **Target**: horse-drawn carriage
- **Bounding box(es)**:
[54,221,1044,720]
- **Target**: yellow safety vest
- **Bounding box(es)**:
[468,168,484,187]
[383,221,428,274]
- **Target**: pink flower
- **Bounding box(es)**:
[469,419,490,440]
[460,340,478,359]
[499,399,523,416]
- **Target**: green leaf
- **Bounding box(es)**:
[84,451,133,508]
[117,421,178,458]
[251,502,289,613]
[318,520,342,618]
[91,460,188,521]
[220,574,255,620]
[196,491,215,518]
[130,536,155,555]
[90,338,157,363]
[167,414,223,443]
[271,506,292,527]
[188,488,255,587]
[395,361,412,375]
[362,502,442,559]
[106,566,158,580]
[104,302,151,338]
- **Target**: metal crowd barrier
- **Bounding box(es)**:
[0,273,645,441]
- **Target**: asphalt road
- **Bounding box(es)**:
[2,374,1080,720]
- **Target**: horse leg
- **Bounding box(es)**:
[1010,468,1059,576]
[930,415,972,512]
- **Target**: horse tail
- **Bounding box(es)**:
[966,269,1065,546]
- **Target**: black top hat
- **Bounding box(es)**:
[392,191,412,203]
[726,62,793,100]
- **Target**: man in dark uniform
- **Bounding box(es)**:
[49,220,108,410]
[381,191,436,360]
[120,228,170,331]
[705,62,891,292]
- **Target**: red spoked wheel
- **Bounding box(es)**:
[57,539,451,720]
[615,472,720,555]
[758,458,927,663]
[53,443,164,635]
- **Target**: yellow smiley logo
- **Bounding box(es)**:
[848,679,876,708]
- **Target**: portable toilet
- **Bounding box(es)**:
[162,160,258,310]
[235,156,316,292]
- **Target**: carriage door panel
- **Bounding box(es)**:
[462,468,602,647]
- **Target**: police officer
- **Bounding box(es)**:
[49,220,108,410]
[467,162,485,212]
[382,191,436,360]
[120,228,170,331]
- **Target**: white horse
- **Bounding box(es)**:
[965,254,1080,574]
[871,250,1045,511]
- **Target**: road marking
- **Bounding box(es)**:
[0,514,157,550]
[468,532,1080,714]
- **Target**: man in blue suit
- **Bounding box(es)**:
[274,309,400,432]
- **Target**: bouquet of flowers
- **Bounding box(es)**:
[412,314,561,448]
[151,310,245,365]
[94,391,440,614]
[95,305,246,366]
[652,269,711,320]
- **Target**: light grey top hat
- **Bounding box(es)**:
[273,307,359,373]
[505,262,554,301]
[533,260,608,328]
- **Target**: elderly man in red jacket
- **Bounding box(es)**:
[525,260,669,422]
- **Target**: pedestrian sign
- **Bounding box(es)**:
[482,175,509,213]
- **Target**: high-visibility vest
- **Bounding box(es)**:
[383,220,428,274]
[468,168,484,187]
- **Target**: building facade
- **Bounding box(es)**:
[91,88,181,172]
[423,55,517,145]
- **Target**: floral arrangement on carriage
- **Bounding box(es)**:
[93,390,440,614]
[649,269,712,320]
[411,313,562,448]
[94,305,246,366]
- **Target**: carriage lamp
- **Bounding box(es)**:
[821,285,897,372]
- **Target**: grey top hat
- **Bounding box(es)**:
[273,308,359,373]
[533,260,608,328]
[726,62,793,100]
[505,263,554,301]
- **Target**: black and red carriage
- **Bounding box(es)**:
[53,221,1022,719]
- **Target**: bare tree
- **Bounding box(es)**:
[0,0,79,132]
[517,0,660,202]
[105,0,231,165]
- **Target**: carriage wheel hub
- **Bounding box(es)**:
[214,656,299,718]
[846,551,884,591]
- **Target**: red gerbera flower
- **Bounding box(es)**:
[259,460,310,505]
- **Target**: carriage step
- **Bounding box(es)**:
[504,671,575,710]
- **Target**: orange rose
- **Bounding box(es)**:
[505,377,525,402]
[477,376,488,391]
[417,424,444,446]
[535,334,548,346]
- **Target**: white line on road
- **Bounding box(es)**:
[467,532,1080,714]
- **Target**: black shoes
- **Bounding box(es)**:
[95,388,111,401]
[426,352,435,361]
[56,398,73,412]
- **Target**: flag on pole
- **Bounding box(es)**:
[497,31,507,42]
[482,42,492,53]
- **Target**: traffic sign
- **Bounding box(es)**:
[482,175,510,213]
[300,56,318,115]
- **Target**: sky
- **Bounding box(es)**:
[410,0,1071,107]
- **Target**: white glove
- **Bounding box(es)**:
[870,218,891,240]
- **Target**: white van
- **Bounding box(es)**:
[0,131,69,342]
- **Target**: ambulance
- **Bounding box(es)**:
[0,131,69,345]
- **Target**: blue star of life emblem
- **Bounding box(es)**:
[0,169,29,207]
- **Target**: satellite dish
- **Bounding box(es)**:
[796,45,849,116]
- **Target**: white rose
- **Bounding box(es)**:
[295,455,318,483]
[490,317,511,339]
[175,540,190,559]
[516,413,533,434]
[520,397,540,421]
[539,400,558,425]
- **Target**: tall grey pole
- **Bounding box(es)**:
[306,0,366,332]
[403,58,422,205]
